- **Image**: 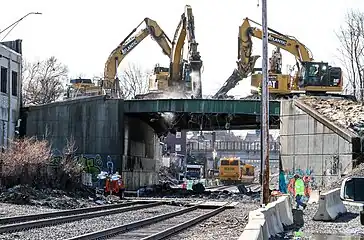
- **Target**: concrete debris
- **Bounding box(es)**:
[0,185,96,209]
[300,97,364,135]
[325,163,364,190]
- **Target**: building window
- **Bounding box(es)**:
[1,67,7,93]
[175,144,181,152]
[11,71,17,96]
[176,132,181,138]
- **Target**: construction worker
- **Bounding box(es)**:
[257,83,262,95]
[294,174,307,210]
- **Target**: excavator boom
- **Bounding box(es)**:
[214,17,342,99]
[103,18,172,95]
[185,5,203,97]
[167,5,202,97]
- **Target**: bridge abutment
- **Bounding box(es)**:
[280,100,360,187]
[22,96,161,190]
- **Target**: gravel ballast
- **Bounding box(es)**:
[167,202,259,240]
[0,203,57,217]
[0,204,185,240]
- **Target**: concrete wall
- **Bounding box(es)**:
[280,100,353,187]
[24,96,162,190]
[123,116,161,190]
[0,42,22,148]
[25,96,124,170]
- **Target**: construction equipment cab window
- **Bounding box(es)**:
[302,62,342,87]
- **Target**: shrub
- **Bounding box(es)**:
[0,137,83,191]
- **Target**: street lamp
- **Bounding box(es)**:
[0,12,42,41]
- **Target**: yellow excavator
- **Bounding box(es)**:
[103,18,172,98]
[67,5,202,100]
[65,18,172,99]
[143,5,203,99]
[214,17,346,100]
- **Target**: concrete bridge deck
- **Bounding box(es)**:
[124,98,281,132]
[124,98,280,115]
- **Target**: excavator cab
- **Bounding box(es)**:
[300,62,342,92]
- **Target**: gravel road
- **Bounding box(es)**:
[0,204,185,240]
[166,202,259,240]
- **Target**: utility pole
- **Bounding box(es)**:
[260,0,270,206]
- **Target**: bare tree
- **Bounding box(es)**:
[22,56,68,105]
[336,9,364,100]
[119,63,151,99]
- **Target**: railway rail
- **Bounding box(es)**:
[0,201,162,233]
[66,203,229,240]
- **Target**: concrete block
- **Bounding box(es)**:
[239,219,264,240]
[313,188,347,221]
[308,190,320,204]
[266,201,284,234]
[276,195,294,226]
[249,209,269,239]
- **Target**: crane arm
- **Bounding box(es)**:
[103,18,172,88]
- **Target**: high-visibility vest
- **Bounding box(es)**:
[295,178,305,196]
[257,83,262,95]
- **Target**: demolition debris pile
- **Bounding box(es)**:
[0,185,94,209]
[325,162,364,190]
[301,97,364,135]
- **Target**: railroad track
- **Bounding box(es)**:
[0,201,162,233]
[205,185,232,191]
[66,202,230,240]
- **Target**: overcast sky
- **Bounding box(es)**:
[1,0,362,98]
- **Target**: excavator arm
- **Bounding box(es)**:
[167,5,203,97]
[238,17,313,75]
[185,5,203,97]
[214,17,316,99]
[169,12,187,87]
[103,18,172,94]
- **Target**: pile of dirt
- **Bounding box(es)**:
[0,185,95,209]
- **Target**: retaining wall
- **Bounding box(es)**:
[280,100,360,188]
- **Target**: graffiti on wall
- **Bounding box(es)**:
[50,151,117,182]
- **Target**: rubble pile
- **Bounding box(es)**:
[326,163,364,190]
[0,185,95,209]
[301,97,364,135]
[158,166,180,186]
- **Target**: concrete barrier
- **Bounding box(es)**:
[241,195,293,240]
[276,195,294,226]
[308,190,320,204]
[238,219,264,240]
[313,188,347,221]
